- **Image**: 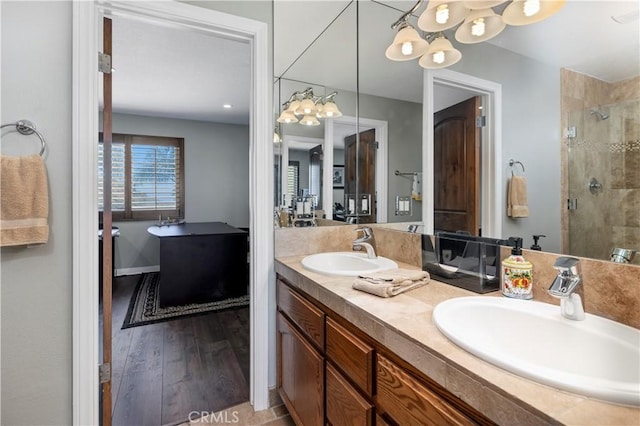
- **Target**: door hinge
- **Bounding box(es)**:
[476,116,486,128]
[375,141,379,149]
[567,198,578,210]
[98,52,112,74]
[99,363,111,384]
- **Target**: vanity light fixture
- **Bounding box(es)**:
[455,9,506,43]
[387,0,565,69]
[316,92,343,118]
[278,87,342,126]
[419,34,462,68]
[502,0,565,25]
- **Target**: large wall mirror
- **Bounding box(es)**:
[273,0,639,265]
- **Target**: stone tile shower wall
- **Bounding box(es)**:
[561,70,640,264]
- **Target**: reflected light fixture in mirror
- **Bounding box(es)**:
[386,0,566,69]
[277,87,343,126]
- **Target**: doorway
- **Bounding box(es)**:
[72,3,271,424]
[424,69,503,239]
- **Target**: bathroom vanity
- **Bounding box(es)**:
[148,222,248,306]
[275,254,640,425]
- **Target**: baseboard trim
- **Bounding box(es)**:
[116,265,160,277]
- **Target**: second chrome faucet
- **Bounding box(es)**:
[548,256,585,321]
[353,226,377,259]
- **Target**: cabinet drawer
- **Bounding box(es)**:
[326,317,374,397]
[376,354,474,426]
[326,363,373,426]
[277,280,324,349]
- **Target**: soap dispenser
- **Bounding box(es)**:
[530,234,546,251]
[501,237,533,299]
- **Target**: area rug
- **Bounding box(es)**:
[122,272,250,329]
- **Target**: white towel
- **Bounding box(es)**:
[353,269,430,298]
[0,154,49,246]
[411,172,422,201]
[507,175,529,218]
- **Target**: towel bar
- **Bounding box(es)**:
[508,159,525,176]
[0,119,46,156]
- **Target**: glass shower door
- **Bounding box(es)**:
[566,98,640,263]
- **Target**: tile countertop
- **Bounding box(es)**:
[275,255,640,426]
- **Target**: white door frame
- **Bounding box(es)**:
[423,69,502,238]
[325,116,389,223]
[72,2,272,425]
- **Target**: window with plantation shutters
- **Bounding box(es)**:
[287,160,300,197]
[99,133,185,221]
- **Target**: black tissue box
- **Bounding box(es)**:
[422,232,509,294]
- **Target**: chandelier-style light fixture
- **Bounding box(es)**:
[277,88,343,127]
[386,0,565,69]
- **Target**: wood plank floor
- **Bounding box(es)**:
[106,274,250,426]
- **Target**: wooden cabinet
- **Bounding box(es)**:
[277,312,324,426]
[276,276,492,426]
[326,363,374,426]
[376,354,475,426]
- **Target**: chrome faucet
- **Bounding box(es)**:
[353,226,377,259]
[548,257,585,321]
[610,248,636,264]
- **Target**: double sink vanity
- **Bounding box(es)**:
[274,226,640,425]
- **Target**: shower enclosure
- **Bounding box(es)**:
[566,98,640,263]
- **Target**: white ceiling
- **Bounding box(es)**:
[108,1,639,125]
[109,15,251,125]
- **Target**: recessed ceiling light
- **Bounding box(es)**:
[223,104,232,109]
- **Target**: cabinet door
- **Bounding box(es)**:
[376,354,474,426]
[277,312,324,426]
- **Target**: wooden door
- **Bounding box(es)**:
[101,16,114,426]
[434,97,480,235]
[344,129,376,224]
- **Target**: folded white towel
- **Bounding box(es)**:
[353,277,430,298]
[507,175,529,218]
[353,269,430,298]
[358,268,429,284]
[0,154,49,246]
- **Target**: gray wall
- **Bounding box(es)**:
[105,113,250,271]
[1,2,74,424]
[451,43,561,252]
[0,1,271,425]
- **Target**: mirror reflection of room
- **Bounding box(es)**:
[273,0,639,265]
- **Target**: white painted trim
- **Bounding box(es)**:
[72,2,272,424]
[115,265,159,276]
[423,69,502,238]
[72,3,100,425]
[325,116,389,223]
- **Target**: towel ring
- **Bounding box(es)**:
[0,120,46,157]
[508,159,525,176]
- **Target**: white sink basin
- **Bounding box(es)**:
[433,296,640,406]
[301,252,398,276]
